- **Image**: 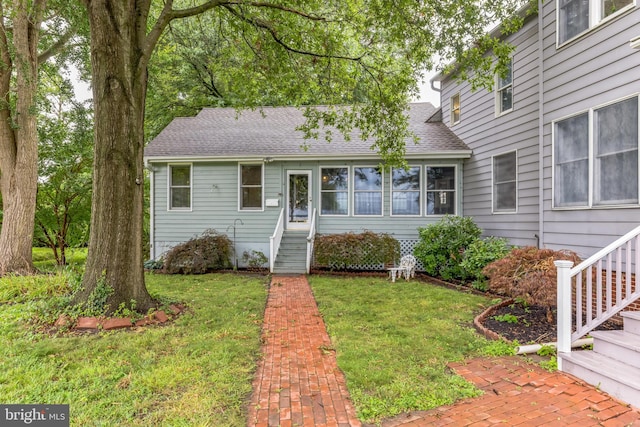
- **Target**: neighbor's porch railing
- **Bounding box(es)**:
[305,208,317,274]
[556,224,640,367]
[269,208,285,273]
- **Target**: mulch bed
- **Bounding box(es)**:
[480,300,623,344]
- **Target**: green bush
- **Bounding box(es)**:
[460,236,512,282]
[163,230,232,274]
[242,250,268,271]
[413,215,481,281]
[313,231,400,270]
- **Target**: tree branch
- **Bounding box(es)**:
[221,4,363,62]
[37,28,75,64]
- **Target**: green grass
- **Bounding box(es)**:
[32,247,88,272]
[309,275,496,424]
[0,271,268,426]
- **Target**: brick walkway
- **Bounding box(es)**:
[247,275,640,427]
[247,275,362,427]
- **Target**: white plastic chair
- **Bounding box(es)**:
[398,254,416,280]
[388,254,416,282]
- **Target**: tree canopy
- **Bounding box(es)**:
[0,0,531,313]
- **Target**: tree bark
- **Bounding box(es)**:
[0,1,44,275]
[77,1,155,312]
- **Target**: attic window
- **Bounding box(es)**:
[450,93,461,125]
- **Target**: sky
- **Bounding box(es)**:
[414,71,441,107]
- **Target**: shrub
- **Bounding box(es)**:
[163,230,232,274]
[313,231,400,270]
[144,259,164,270]
[460,236,512,282]
[482,246,581,322]
[242,250,268,271]
[413,215,481,280]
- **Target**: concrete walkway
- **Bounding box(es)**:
[247,275,640,427]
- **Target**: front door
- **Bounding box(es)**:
[287,171,311,229]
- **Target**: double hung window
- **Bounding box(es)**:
[354,167,383,216]
[493,151,517,212]
[169,164,191,210]
[426,166,456,215]
[496,59,513,115]
[320,167,349,215]
[558,0,634,44]
[451,93,461,124]
[391,167,421,215]
[240,164,263,210]
[554,96,639,208]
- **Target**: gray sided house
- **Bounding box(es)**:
[433,0,640,408]
[144,103,470,272]
[434,0,640,260]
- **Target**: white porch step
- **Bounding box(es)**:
[590,330,640,369]
[559,351,640,409]
[622,311,640,336]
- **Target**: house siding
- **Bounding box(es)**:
[441,16,541,248]
[150,158,466,264]
[441,1,640,259]
[541,1,640,259]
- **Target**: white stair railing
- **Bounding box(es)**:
[269,208,285,273]
[306,208,317,274]
[556,224,640,368]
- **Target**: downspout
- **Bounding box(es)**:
[537,0,545,249]
[429,74,442,94]
[146,160,156,260]
[515,337,593,355]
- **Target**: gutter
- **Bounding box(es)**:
[143,150,473,164]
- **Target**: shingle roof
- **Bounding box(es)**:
[144,102,470,161]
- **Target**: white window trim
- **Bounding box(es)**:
[425,164,458,216]
[353,166,384,217]
[551,94,640,210]
[390,166,422,217]
[491,150,518,214]
[450,93,461,125]
[167,163,193,211]
[556,0,636,47]
[495,59,513,117]
[238,163,265,212]
[319,165,350,216]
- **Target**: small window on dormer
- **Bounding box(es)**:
[451,93,460,124]
[496,59,513,115]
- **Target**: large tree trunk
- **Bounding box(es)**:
[0,1,43,275]
[77,1,154,312]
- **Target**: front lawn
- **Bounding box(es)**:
[0,271,268,426]
[309,275,497,423]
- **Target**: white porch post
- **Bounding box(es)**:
[555,260,574,370]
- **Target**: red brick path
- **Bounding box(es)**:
[247,275,640,427]
[247,275,362,427]
[381,357,640,426]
